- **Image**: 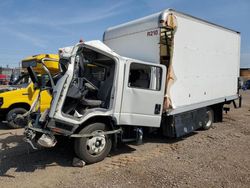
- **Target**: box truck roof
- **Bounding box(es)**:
[104,9,239,41]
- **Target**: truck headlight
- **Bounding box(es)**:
[0,97,3,106]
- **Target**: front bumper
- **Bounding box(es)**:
[26,116,77,136]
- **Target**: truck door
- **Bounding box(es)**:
[120,61,166,127]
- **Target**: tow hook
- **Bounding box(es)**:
[23,128,37,150]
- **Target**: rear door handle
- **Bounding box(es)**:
[22,93,29,95]
[154,104,161,114]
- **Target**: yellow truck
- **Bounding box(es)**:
[0,54,59,128]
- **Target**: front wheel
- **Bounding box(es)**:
[6,108,28,129]
[202,107,214,130]
[74,123,112,164]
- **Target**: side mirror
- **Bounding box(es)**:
[27,67,39,89]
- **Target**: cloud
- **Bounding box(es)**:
[0,0,13,8]
[241,53,250,68]
[140,0,181,11]
[18,1,130,26]
[0,1,133,53]
[2,28,47,48]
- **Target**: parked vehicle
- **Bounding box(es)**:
[9,70,22,85]
[0,74,8,85]
[242,80,250,90]
[0,54,59,128]
[23,9,240,164]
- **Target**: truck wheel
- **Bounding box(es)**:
[74,123,112,164]
[6,108,27,129]
[202,107,214,130]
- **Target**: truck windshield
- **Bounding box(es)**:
[61,47,115,116]
[12,74,30,87]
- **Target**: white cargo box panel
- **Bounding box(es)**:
[169,12,240,113]
[103,13,161,63]
[104,9,240,114]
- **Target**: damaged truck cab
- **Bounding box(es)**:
[24,9,241,164]
[25,41,166,164]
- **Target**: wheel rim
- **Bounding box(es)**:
[10,112,24,124]
[205,110,213,128]
[86,131,106,155]
[11,113,17,120]
[8,113,18,124]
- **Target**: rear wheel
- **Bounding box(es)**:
[6,108,28,129]
[74,123,112,164]
[202,107,214,130]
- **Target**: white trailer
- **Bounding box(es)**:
[104,9,241,117]
[23,9,241,164]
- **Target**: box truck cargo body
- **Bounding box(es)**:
[23,9,241,164]
[104,9,240,115]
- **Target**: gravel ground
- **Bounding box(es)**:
[0,90,250,188]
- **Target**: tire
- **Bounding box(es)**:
[6,108,27,129]
[74,123,112,164]
[202,107,214,130]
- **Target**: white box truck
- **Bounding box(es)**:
[103,8,241,136]
[23,9,240,164]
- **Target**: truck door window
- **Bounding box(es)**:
[128,63,162,91]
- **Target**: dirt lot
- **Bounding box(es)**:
[0,91,250,188]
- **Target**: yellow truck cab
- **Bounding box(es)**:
[0,54,59,128]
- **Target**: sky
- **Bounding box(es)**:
[0,0,249,68]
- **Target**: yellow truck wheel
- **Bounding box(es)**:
[6,108,27,129]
